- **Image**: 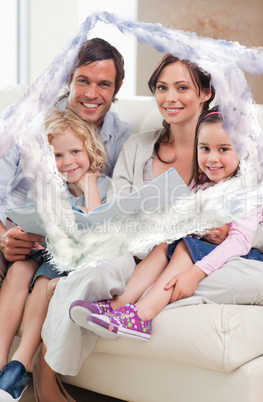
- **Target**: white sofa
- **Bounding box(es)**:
[2,86,263,402]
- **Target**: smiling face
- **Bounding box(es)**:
[154,61,211,127]
[50,129,90,183]
[67,59,117,126]
[197,122,239,184]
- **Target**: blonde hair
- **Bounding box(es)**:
[45,108,106,173]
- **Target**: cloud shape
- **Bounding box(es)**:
[1,12,263,270]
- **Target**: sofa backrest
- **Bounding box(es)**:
[111,96,163,134]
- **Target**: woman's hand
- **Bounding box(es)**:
[164,265,206,303]
[46,277,61,300]
[203,224,230,245]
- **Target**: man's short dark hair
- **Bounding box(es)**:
[69,38,125,100]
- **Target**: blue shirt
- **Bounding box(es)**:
[0,99,130,225]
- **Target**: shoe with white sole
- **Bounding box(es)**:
[87,303,152,341]
[69,299,113,330]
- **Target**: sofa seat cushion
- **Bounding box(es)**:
[94,303,263,373]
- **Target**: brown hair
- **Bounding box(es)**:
[68,38,124,102]
[45,108,106,173]
[148,54,215,163]
[191,106,225,188]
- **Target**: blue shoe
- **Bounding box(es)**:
[0,361,30,401]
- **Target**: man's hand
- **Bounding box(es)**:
[203,224,230,245]
[0,226,44,262]
[164,265,207,303]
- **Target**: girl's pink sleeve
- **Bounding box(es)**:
[195,207,263,275]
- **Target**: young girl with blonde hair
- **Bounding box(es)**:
[0,108,108,401]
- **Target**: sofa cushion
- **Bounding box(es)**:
[111,96,162,134]
[93,303,263,373]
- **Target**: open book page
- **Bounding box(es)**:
[5,168,191,236]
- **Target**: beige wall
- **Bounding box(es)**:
[136,0,263,103]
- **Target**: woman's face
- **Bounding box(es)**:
[155,61,210,126]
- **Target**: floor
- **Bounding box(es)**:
[21,374,124,402]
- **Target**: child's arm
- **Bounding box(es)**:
[164,208,261,303]
[194,208,261,276]
[76,170,102,212]
[164,264,206,302]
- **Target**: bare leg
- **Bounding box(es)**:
[111,243,168,310]
[11,275,50,371]
[0,259,38,370]
[135,241,193,320]
[33,343,68,402]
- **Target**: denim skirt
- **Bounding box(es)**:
[167,236,263,263]
[8,248,68,291]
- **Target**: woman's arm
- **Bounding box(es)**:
[106,139,137,202]
[107,130,161,202]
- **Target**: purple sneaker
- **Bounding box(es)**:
[69,299,113,330]
[87,303,152,341]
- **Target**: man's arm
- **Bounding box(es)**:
[0,145,25,225]
[0,145,44,261]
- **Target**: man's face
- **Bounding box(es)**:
[68,59,117,126]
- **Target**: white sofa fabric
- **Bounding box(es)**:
[2,86,263,402]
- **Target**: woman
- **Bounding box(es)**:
[108,54,214,199]
[34,54,263,401]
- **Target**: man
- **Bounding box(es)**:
[0,37,130,272]
[0,38,131,401]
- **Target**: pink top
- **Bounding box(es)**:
[194,208,263,275]
[188,177,263,275]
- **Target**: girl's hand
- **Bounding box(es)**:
[79,206,89,214]
[76,169,99,193]
[75,169,102,212]
[46,277,61,300]
[164,265,206,303]
[204,224,230,245]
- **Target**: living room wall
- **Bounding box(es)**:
[24,0,263,103]
[136,0,263,103]
[28,0,78,84]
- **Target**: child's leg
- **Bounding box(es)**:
[0,259,38,370]
[135,240,193,320]
[11,275,50,371]
[111,242,168,310]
